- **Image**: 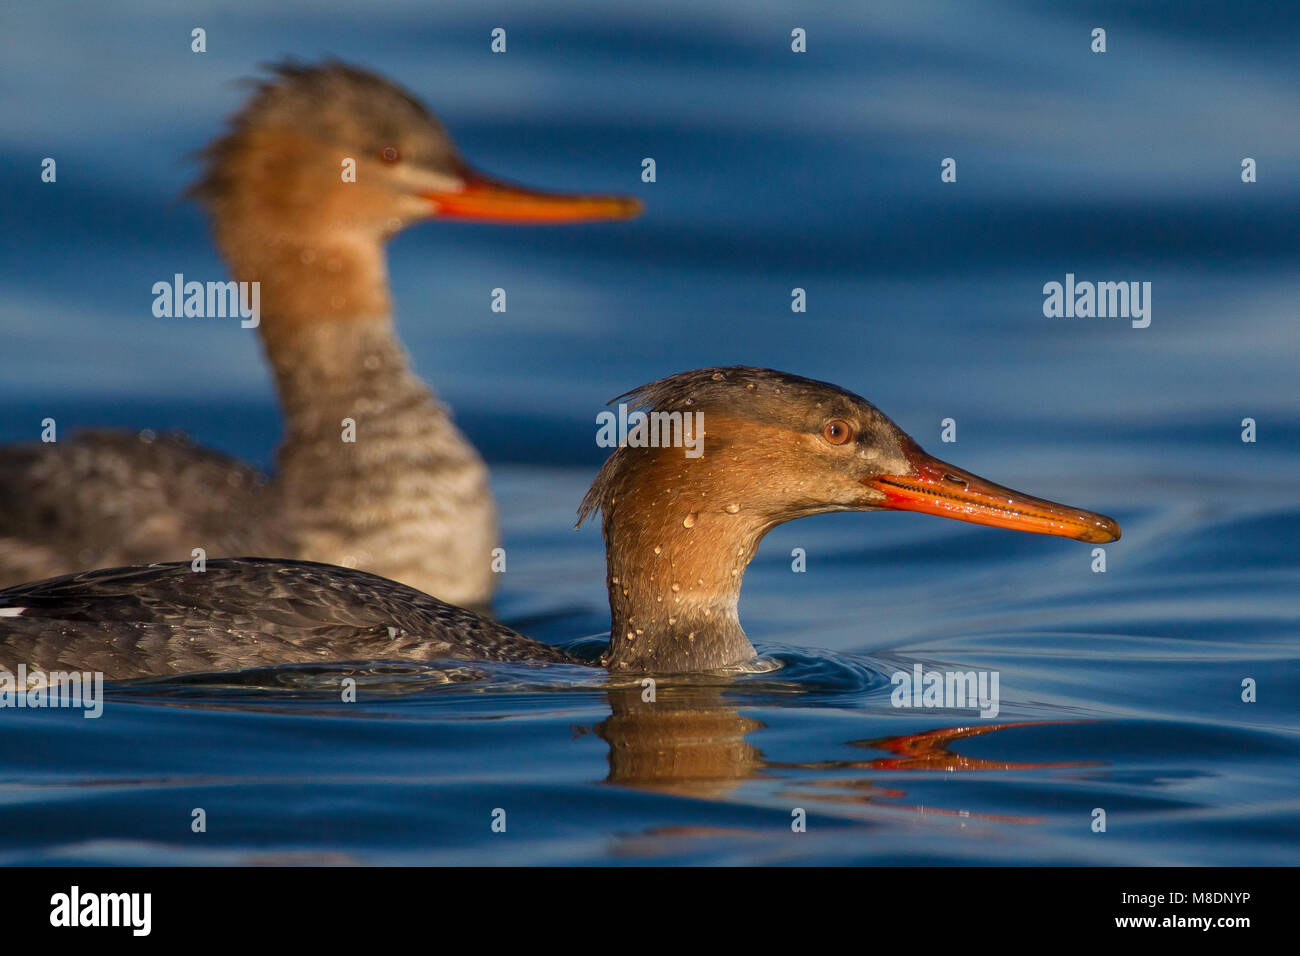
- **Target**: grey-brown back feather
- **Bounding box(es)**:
[0,558,575,679]
[0,430,277,587]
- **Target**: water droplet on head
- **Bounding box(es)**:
[724,503,739,514]
[682,512,697,529]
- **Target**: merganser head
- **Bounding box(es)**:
[191,59,642,238]
[188,60,641,342]
[579,367,1120,674]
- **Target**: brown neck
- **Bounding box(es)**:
[202,123,394,346]
[215,227,421,457]
[211,222,498,607]
[218,227,393,348]
[598,443,769,673]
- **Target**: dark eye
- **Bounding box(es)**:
[379,146,401,163]
[822,419,853,445]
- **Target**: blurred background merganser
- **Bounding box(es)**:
[0,61,641,610]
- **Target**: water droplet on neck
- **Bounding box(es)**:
[682,512,697,529]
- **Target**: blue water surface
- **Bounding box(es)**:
[0,0,1297,864]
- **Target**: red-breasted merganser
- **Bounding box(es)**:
[0,61,640,609]
[0,367,1119,679]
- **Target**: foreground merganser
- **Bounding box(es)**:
[0,60,640,609]
[0,367,1119,679]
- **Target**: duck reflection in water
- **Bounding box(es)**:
[591,684,1095,828]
